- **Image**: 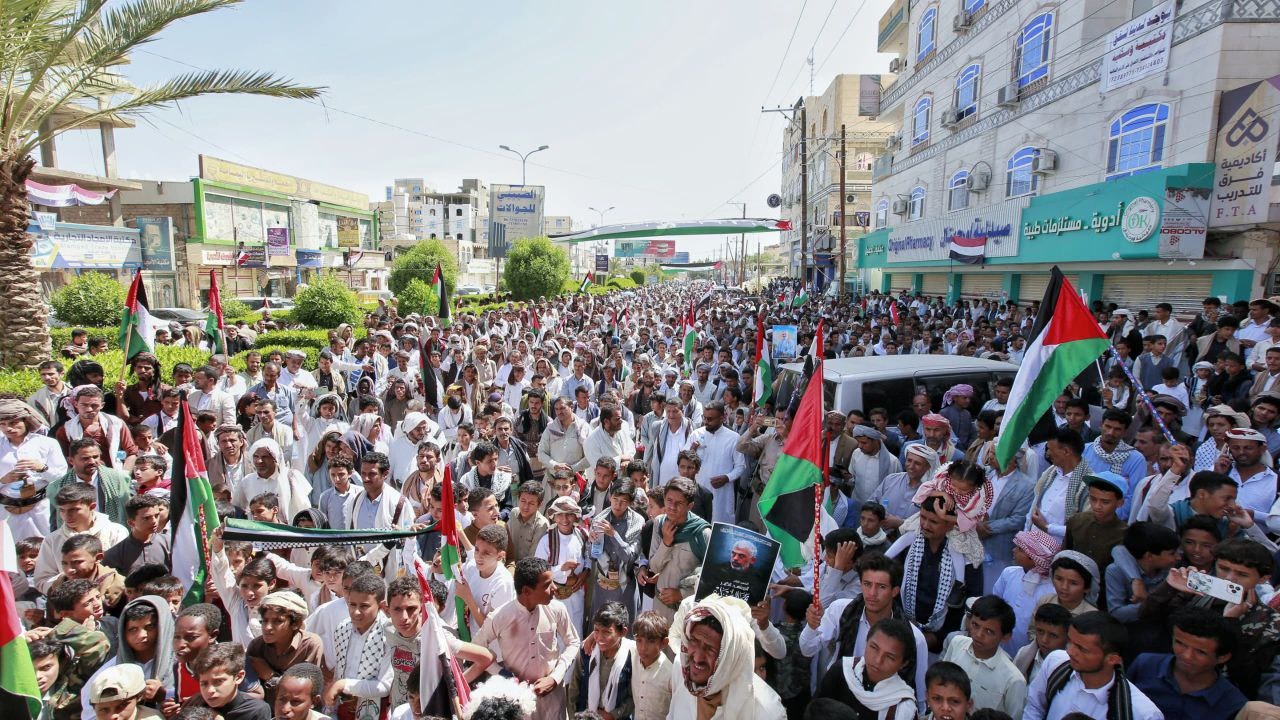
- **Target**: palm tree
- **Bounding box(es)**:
[0,0,323,368]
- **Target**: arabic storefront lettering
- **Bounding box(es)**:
[1210,74,1280,228]
[200,155,369,210]
[886,200,1025,263]
[266,227,290,257]
[29,222,142,270]
[489,184,546,245]
[1022,197,1160,242]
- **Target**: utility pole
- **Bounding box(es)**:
[839,123,847,301]
[800,103,808,288]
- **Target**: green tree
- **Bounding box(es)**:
[389,240,457,296]
[50,271,125,327]
[628,269,646,286]
[293,275,362,327]
[503,237,570,301]
[0,0,321,368]
[395,278,437,316]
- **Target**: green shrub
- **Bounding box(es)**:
[396,279,436,316]
[389,240,457,295]
[0,345,216,396]
[503,237,570,301]
[51,326,118,351]
[0,369,41,397]
[248,329,336,350]
[218,298,253,317]
[292,276,362,328]
[226,309,293,326]
[51,272,126,327]
[628,269,646,286]
[230,345,319,372]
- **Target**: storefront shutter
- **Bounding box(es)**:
[1101,274,1212,319]
[961,273,1003,300]
[921,273,949,296]
[1018,272,1078,304]
[889,273,914,293]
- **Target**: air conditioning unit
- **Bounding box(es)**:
[889,57,904,73]
[940,108,962,127]
[965,171,991,192]
[892,198,909,215]
[1032,149,1059,173]
[885,133,903,150]
[997,83,1021,107]
[953,13,972,31]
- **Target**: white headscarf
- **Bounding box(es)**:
[673,595,782,720]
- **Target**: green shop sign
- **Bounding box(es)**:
[1022,197,1160,243]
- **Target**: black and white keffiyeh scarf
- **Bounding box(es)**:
[333,615,392,720]
[1089,438,1136,474]
[900,532,954,632]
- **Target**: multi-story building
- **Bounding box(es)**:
[383,177,491,285]
[780,74,899,288]
[860,0,1280,312]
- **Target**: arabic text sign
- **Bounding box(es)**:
[1022,197,1160,243]
[29,222,142,270]
[1211,75,1280,228]
[595,255,609,272]
[336,217,360,248]
[887,201,1024,263]
[1159,187,1209,259]
[1101,1,1173,93]
[489,184,546,245]
[200,155,368,210]
[135,217,174,272]
[266,227,290,257]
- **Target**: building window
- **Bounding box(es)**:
[949,171,970,210]
[917,8,937,62]
[965,0,985,13]
[1016,13,1053,88]
[912,96,932,146]
[1006,146,1040,197]
[1107,103,1169,179]
[429,209,436,216]
[955,64,980,119]
[855,152,875,170]
[909,186,926,219]
[456,233,462,241]
[875,199,890,228]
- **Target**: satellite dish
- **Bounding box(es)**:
[766,194,782,208]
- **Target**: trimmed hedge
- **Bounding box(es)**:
[229,345,319,372]
[0,346,213,397]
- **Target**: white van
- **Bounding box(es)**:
[773,355,1018,418]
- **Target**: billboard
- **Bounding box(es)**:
[134,216,174,272]
[336,217,360,248]
[673,251,690,263]
[266,227,290,257]
[595,255,610,272]
[199,155,368,209]
[29,221,142,270]
[1101,1,1174,93]
[489,184,546,250]
[1211,74,1280,227]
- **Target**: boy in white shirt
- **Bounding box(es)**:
[455,524,516,638]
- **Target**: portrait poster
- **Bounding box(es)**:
[696,523,780,606]
[771,324,798,359]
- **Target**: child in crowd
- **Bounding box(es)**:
[168,603,260,711]
[940,596,1026,718]
[1154,365,1190,408]
[47,577,113,643]
[992,529,1059,655]
[210,527,279,644]
[506,481,551,565]
[776,589,814,718]
[1178,514,1223,572]
[1063,473,1129,588]
[323,574,392,720]
[630,611,672,720]
[29,636,79,720]
[388,667,421,720]
[580,602,635,719]
[1034,552,1099,620]
[247,492,282,523]
[909,460,992,570]
[1104,521,1180,623]
[245,591,322,706]
[319,457,357,529]
[51,534,126,614]
[1012,602,1071,683]
[536,497,589,627]
[306,560,375,671]
[924,661,973,720]
[462,487,504,546]
[272,663,326,720]
[457,524,516,637]
[858,502,890,550]
[86,664,159,720]
[191,643,271,720]
[814,617,918,716]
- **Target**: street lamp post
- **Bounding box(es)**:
[728,201,746,287]
[498,144,549,185]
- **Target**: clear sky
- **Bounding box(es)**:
[54,0,894,260]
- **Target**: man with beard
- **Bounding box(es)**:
[1023,612,1161,720]
[666,595,785,719]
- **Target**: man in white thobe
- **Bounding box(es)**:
[584,405,636,467]
[684,401,746,524]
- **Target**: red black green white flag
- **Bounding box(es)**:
[758,354,826,568]
[431,263,451,329]
[205,270,226,355]
[0,524,40,720]
[995,267,1109,467]
[438,464,468,640]
[118,271,161,362]
[170,394,221,606]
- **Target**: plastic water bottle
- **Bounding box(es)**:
[590,522,604,559]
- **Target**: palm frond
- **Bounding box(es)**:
[29,68,323,150]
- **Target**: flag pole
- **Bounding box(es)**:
[814,433,828,606]
[1106,345,1178,445]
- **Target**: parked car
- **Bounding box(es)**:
[149,307,208,324]
[456,285,484,296]
[358,289,394,304]
[773,355,1017,420]
[236,296,296,311]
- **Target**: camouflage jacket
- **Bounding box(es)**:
[48,617,111,720]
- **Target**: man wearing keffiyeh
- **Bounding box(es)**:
[886,494,975,651]
[940,383,976,450]
[1082,410,1147,509]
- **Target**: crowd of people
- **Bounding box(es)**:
[8,276,1280,720]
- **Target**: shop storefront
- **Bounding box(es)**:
[188,155,380,302]
[29,214,142,295]
[857,163,1256,315]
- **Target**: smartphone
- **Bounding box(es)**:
[1187,570,1244,604]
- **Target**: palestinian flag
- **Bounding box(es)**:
[995,268,1109,467]
[431,263,451,329]
[0,525,40,720]
[609,310,618,336]
[421,343,440,412]
[205,270,226,355]
[754,312,773,407]
[413,557,470,717]
[578,273,594,293]
[170,394,221,606]
[759,354,826,568]
[438,465,469,640]
[682,308,697,373]
[118,271,160,362]
[803,319,824,379]
[793,290,810,307]
[221,519,429,549]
